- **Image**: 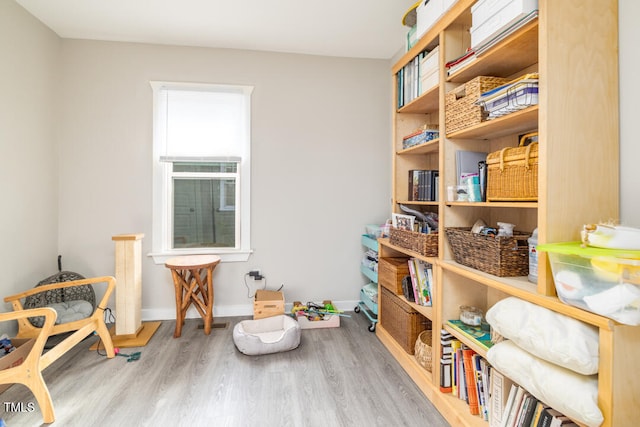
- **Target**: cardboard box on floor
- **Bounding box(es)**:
[0,338,36,394]
[253,289,285,319]
[293,300,341,329]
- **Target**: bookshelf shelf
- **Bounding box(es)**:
[397,138,439,155]
[399,84,439,114]
[444,201,537,209]
[446,105,538,140]
[447,20,539,84]
[378,1,634,426]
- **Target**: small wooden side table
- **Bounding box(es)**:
[164,254,221,338]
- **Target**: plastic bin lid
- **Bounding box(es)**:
[537,241,640,260]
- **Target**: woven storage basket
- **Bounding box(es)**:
[445,227,530,277]
[445,76,509,134]
[378,257,410,295]
[414,330,433,372]
[389,227,438,257]
[380,287,430,354]
[487,134,538,201]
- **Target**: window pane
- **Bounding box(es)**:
[172,178,236,249]
[172,162,237,173]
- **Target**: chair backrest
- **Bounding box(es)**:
[24,270,95,327]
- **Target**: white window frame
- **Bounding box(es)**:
[149,81,253,263]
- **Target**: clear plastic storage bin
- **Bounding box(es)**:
[538,242,640,325]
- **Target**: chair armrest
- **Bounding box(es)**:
[0,307,57,354]
[4,276,116,309]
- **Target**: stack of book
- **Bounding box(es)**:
[396,46,439,108]
[408,169,439,201]
[495,381,579,427]
[407,258,434,307]
[402,126,439,150]
[450,343,491,420]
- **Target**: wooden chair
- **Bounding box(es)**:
[1,276,116,423]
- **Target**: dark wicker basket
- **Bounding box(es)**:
[380,287,430,354]
[389,227,438,257]
[445,227,530,277]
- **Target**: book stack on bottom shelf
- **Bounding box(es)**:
[440,331,583,427]
[448,340,491,421]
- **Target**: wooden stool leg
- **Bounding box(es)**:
[204,266,214,335]
[171,269,185,338]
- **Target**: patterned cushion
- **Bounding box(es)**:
[24,271,95,327]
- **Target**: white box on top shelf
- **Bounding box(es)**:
[470,0,538,48]
[419,46,440,95]
[416,0,457,40]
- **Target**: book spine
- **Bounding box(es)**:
[473,354,488,421]
[505,386,525,427]
[440,330,454,393]
[451,339,462,397]
[407,259,420,304]
[500,384,518,427]
[425,264,434,307]
[462,348,480,415]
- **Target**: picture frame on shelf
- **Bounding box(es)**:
[392,213,415,231]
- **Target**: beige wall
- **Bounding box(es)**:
[55,40,391,318]
[0,1,61,333]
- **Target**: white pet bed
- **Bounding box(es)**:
[233,315,301,356]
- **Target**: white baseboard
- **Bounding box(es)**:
[141,299,360,321]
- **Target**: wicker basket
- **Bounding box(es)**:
[389,227,438,257]
[380,287,430,354]
[378,257,410,295]
[445,227,530,277]
[487,135,538,201]
[445,76,510,134]
[414,330,433,372]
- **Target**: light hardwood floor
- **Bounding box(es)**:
[1,312,450,426]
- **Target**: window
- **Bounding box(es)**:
[150,82,253,263]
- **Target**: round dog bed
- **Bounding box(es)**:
[233,315,301,356]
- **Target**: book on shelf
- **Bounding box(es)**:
[457,345,467,402]
[462,348,480,415]
[439,329,454,393]
[529,401,547,427]
[451,339,462,398]
[473,353,489,421]
[407,170,438,201]
[542,408,573,427]
[407,259,421,304]
[503,385,526,427]
[521,395,540,427]
[489,368,515,427]
[413,259,432,306]
[446,319,494,350]
[500,384,518,427]
[425,264,434,303]
[396,51,426,109]
[514,394,537,427]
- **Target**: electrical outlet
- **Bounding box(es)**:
[248,269,262,280]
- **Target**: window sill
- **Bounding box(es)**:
[148,249,253,264]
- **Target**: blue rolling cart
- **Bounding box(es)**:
[356,233,379,332]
